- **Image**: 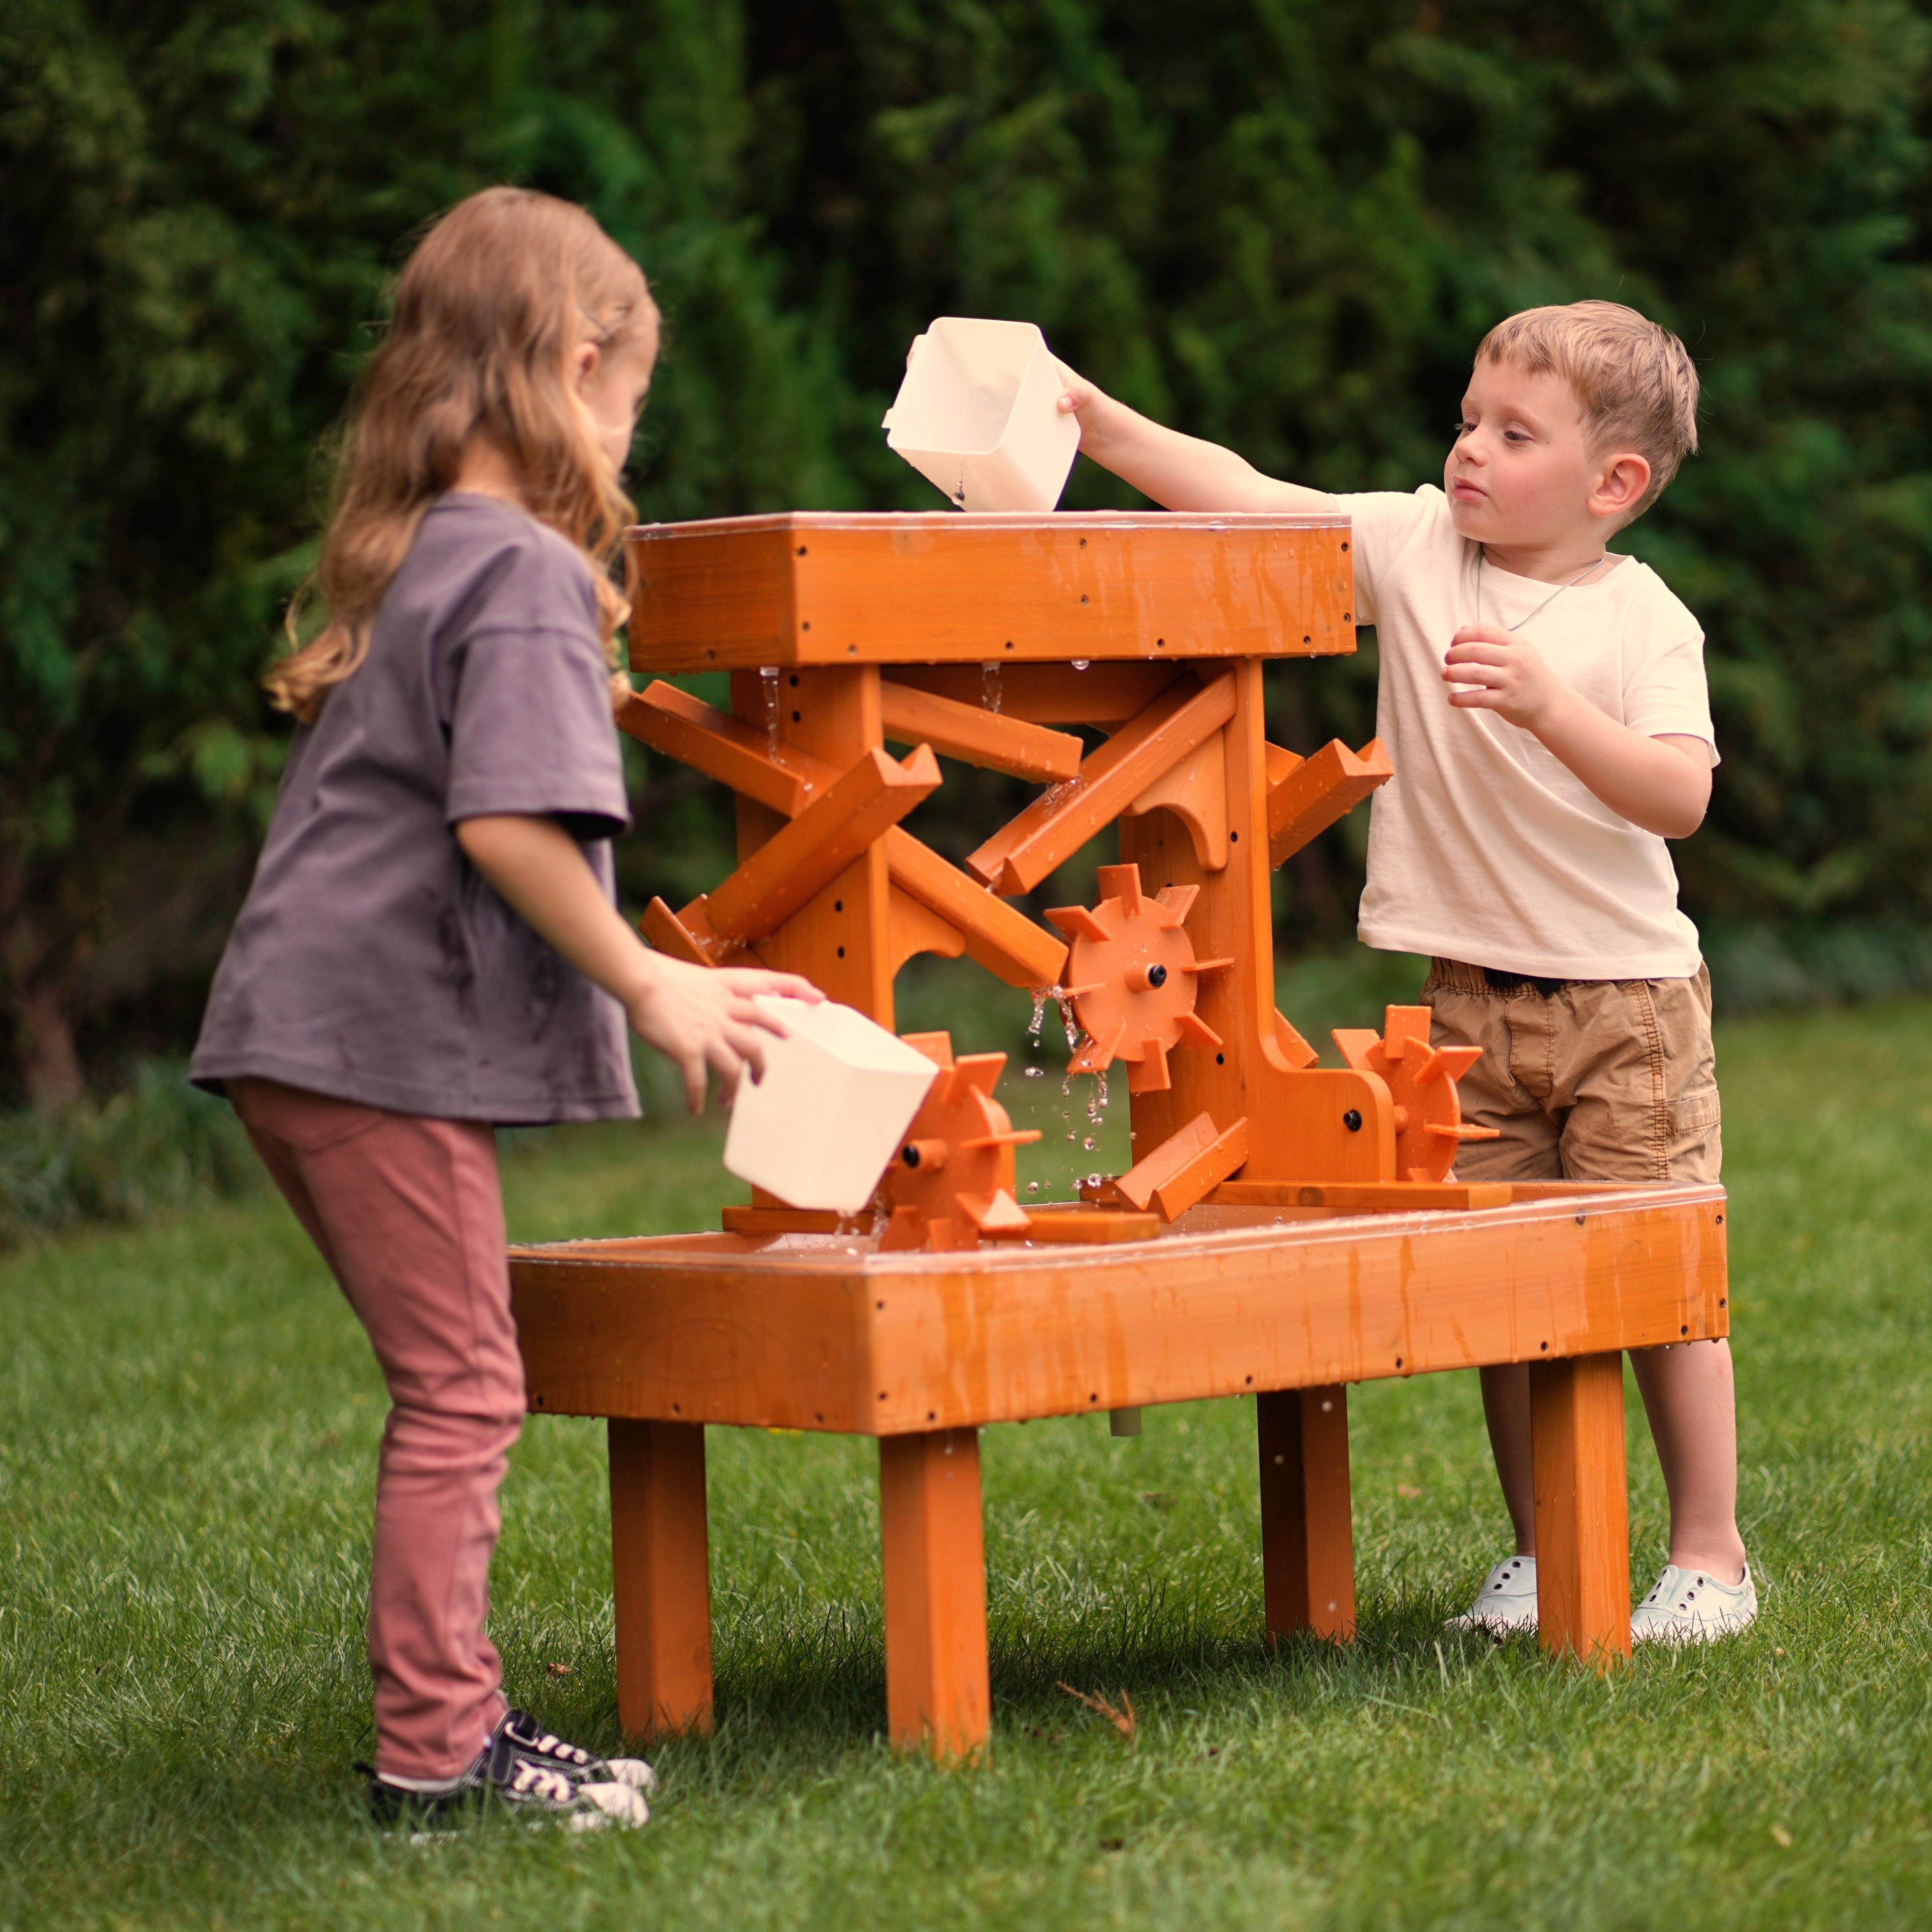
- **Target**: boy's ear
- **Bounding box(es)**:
[1591,449,1651,520]
[570,339,600,389]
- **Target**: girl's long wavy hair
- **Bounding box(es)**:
[267,187,655,723]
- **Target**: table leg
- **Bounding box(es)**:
[878,1428,990,1761]
[1530,1353,1631,1668]
[1257,1386,1356,1641]
[609,1418,714,1738]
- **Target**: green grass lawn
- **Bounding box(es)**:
[3,1003,1929,1929]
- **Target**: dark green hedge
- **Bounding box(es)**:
[5,1,1932,1097]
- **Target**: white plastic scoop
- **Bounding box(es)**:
[722,997,941,1215]
[881,317,1081,512]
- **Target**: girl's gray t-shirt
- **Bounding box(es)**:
[191,493,640,1124]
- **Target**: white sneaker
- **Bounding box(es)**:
[1631,1560,1758,1645]
[1446,1553,1538,1634]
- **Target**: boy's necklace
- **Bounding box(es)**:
[1477,547,1609,632]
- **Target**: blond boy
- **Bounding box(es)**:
[1056,300,1752,1642]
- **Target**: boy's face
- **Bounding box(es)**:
[1444,358,1632,553]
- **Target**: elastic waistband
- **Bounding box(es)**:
[1428,957,1572,998]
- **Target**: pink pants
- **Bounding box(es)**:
[232,1079,525,1781]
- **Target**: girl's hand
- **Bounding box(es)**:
[623,956,823,1113]
[1442,624,1564,731]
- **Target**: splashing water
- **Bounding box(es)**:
[983,662,1003,715]
[759,665,781,755]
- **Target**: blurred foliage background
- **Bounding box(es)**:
[6,0,1932,1110]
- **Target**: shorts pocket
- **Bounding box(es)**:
[1664,1085,1722,1182]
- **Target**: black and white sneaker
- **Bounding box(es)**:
[500,1708,657,1794]
[364,1713,650,1834]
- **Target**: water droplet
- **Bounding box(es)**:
[759,665,781,754]
[1071,659,1090,671]
[1083,1136,1096,1151]
[1024,1065,1044,1079]
[1026,1180,1040,1195]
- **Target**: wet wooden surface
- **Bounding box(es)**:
[623,511,1356,669]
[510,1187,1727,1435]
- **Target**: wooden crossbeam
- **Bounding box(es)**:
[882,830,1066,988]
[966,672,1239,895]
[982,1208,1162,1244]
[874,662,1180,726]
[1266,737,1393,870]
[702,745,939,942]
[881,680,1084,782]
[622,680,1067,989]
[619,682,816,815]
[1208,1180,1516,1213]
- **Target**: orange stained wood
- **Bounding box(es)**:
[1123,729,1228,869]
[623,512,1356,671]
[622,678,1065,991]
[966,671,1239,895]
[880,828,1067,988]
[1266,737,1393,871]
[888,660,1181,726]
[618,683,815,816]
[640,896,723,968]
[1211,1179,1517,1213]
[1149,1115,1250,1221]
[699,743,939,944]
[508,1187,1728,1436]
[1116,657,1395,1184]
[1257,1386,1355,1641]
[878,1429,990,1760]
[881,679,1084,782]
[731,664,897,1022]
[886,886,966,978]
[1530,1353,1632,1668]
[1114,1110,1250,1220]
[982,1208,1162,1244]
[608,1418,714,1738]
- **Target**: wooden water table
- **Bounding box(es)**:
[508,510,1729,1759]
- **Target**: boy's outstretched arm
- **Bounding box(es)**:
[454,813,822,1111]
[1055,368,1335,514]
[1442,626,1713,839]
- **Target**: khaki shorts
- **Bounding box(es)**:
[1420,958,1721,1185]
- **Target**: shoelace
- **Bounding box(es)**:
[507,1759,578,1805]
[520,1727,591,1768]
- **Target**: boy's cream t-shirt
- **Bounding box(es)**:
[1338,485,1715,981]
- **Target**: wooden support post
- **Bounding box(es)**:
[1530,1353,1632,1667]
[878,1428,991,1761]
[608,1418,714,1739]
[1256,1386,1355,1642]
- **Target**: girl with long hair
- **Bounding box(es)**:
[191,187,815,1831]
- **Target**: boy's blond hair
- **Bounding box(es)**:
[1477,300,1698,521]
